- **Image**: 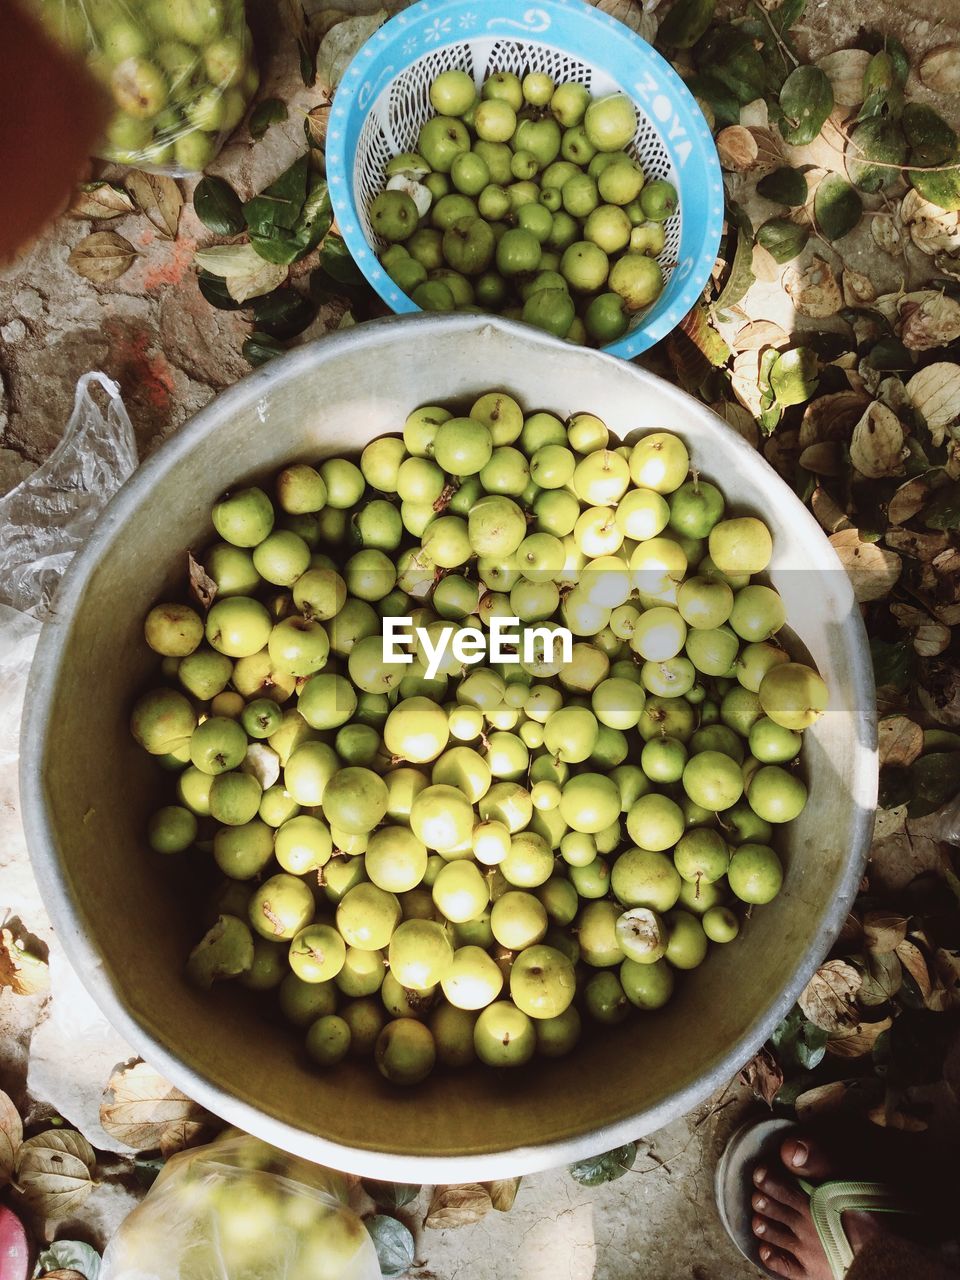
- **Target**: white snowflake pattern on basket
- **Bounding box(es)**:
[458,11,478,28]
[423,16,452,42]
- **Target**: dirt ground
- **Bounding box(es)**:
[2,1,959,1277]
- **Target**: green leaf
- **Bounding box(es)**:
[249,97,288,140]
[903,103,958,168]
[364,1215,415,1280]
[245,158,330,265]
[814,174,863,240]
[757,166,808,206]
[197,269,248,310]
[908,752,960,816]
[779,66,834,146]
[860,31,909,86]
[569,1143,638,1186]
[361,1180,421,1212]
[770,1008,828,1071]
[320,234,367,287]
[252,289,317,339]
[857,86,905,124]
[244,155,309,238]
[695,26,767,104]
[847,119,908,193]
[686,71,741,127]
[657,0,715,48]
[757,217,809,263]
[870,637,914,690]
[289,176,332,259]
[193,175,244,237]
[714,203,755,315]
[908,165,960,212]
[922,480,960,530]
[243,332,286,367]
[680,304,732,367]
[34,1239,101,1279]
[863,50,897,97]
[769,347,819,406]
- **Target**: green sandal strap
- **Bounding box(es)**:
[804,1180,919,1280]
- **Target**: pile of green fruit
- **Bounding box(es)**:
[368,70,677,345]
[28,0,257,171]
[131,390,827,1086]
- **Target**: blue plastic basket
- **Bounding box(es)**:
[326,0,723,359]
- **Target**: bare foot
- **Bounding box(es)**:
[750,1136,890,1279]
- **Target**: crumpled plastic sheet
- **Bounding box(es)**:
[0,371,137,621]
[99,1131,380,1280]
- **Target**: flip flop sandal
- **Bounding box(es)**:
[715,1117,920,1280]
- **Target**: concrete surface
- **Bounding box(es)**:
[2,0,959,1275]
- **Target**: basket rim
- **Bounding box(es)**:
[326,0,724,359]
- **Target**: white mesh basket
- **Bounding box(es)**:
[327,0,724,358]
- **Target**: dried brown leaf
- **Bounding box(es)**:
[125,171,182,239]
[425,1183,493,1229]
[858,950,903,1006]
[837,912,864,950]
[593,0,657,39]
[799,442,843,475]
[717,126,758,172]
[885,528,950,560]
[68,182,137,220]
[711,400,760,447]
[811,486,853,533]
[863,909,909,954]
[867,1101,927,1131]
[784,257,843,318]
[305,103,331,150]
[896,940,933,1000]
[827,1017,893,1058]
[900,293,960,351]
[919,43,960,95]
[799,391,870,448]
[870,826,944,891]
[817,49,872,107]
[798,959,862,1033]
[842,269,876,308]
[739,1047,783,1106]
[901,191,960,255]
[67,232,137,284]
[101,1061,207,1152]
[829,528,902,602]
[871,212,904,257]
[905,363,960,446]
[750,241,781,284]
[188,551,217,610]
[484,1177,521,1212]
[795,1080,852,1122]
[747,127,781,170]
[928,950,960,1012]
[877,717,923,769]
[14,1130,96,1219]
[731,320,791,352]
[0,928,49,996]
[43,1272,87,1280]
[850,402,909,479]
[0,1089,22,1187]
[914,623,951,657]
[887,477,931,525]
[873,805,908,841]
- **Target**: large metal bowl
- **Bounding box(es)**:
[21,315,876,1182]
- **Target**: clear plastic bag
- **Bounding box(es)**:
[0,371,136,803]
[99,1130,381,1280]
[23,0,259,174]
